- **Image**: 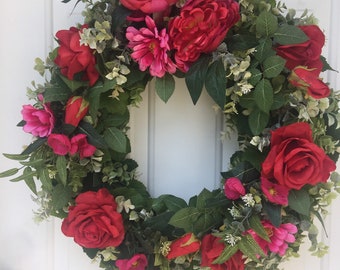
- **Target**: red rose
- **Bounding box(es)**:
[224,177,246,200]
[168,0,240,71]
[47,134,71,155]
[201,234,245,270]
[116,254,148,270]
[64,96,89,127]
[61,188,125,249]
[120,0,177,13]
[289,66,331,99]
[261,122,336,190]
[166,233,200,259]
[54,25,99,86]
[70,134,96,159]
[276,25,325,72]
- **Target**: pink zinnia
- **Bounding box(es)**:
[261,177,289,206]
[126,16,176,77]
[21,104,55,137]
[247,221,298,256]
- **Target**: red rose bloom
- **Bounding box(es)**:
[201,234,245,270]
[54,25,99,86]
[276,25,325,72]
[166,233,200,259]
[224,177,246,200]
[289,66,331,99]
[168,0,240,71]
[120,0,177,13]
[61,188,125,249]
[261,122,336,190]
[64,96,89,127]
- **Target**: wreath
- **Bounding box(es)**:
[1,0,340,269]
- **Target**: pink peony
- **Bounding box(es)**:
[21,104,55,137]
[168,0,240,71]
[120,0,177,13]
[261,177,289,206]
[224,177,246,200]
[47,134,71,156]
[115,254,148,270]
[247,221,298,256]
[70,134,96,158]
[126,16,176,77]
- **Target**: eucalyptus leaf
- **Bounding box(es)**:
[155,73,175,103]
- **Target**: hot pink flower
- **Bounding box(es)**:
[168,0,240,71]
[261,177,289,206]
[21,104,55,137]
[224,177,246,200]
[116,254,148,270]
[126,16,176,77]
[120,0,177,13]
[70,134,96,158]
[47,134,71,156]
[247,221,298,256]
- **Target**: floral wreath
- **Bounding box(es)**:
[1,0,340,269]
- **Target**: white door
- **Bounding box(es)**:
[0,1,339,269]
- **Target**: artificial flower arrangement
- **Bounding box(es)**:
[1,0,340,269]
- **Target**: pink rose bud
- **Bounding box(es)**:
[224,177,246,200]
[64,96,89,127]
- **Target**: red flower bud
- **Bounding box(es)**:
[64,96,89,127]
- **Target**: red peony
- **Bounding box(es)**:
[47,134,71,156]
[64,96,89,127]
[115,254,148,270]
[289,66,331,99]
[168,0,240,72]
[276,25,325,72]
[166,233,200,259]
[261,122,336,190]
[54,25,99,86]
[61,188,125,249]
[201,234,245,270]
[120,0,177,13]
[224,177,246,200]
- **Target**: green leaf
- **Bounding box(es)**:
[39,168,53,191]
[274,25,309,45]
[0,168,19,178]
[143,211,175,233]
[168,207,200,232]
[51,184,73,210]
[226,34,259,51]
[249,215,271,242]
[155,73,175,103]
[10,169,36,182]
[213,244,239,264]
[248,108,269,135]
[111,5,131,33]
[44,86,71,102]
[254,79,273,113]
[256,11,278,37]
[263,201,282,227]
[79,122,108,149]
[321,55,338,72]
[263,56,286,78]
[104,127,128,153]
[21,138,47,155]
[24,168,37,195]
[196,188,213,209]
[238,234,266,262]
[157,194,187,212]
[194,210,221,235]
[56,155,67,186]
[3,153,29,161]
[185,55,211,104]
[254,39,275,62]
[59,75,88,91]
[248,68,262,86]
[20,159,45,168]
[205,60,226,109]
[288,189,312,216]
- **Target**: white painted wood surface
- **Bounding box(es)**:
[0,1,339,269]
